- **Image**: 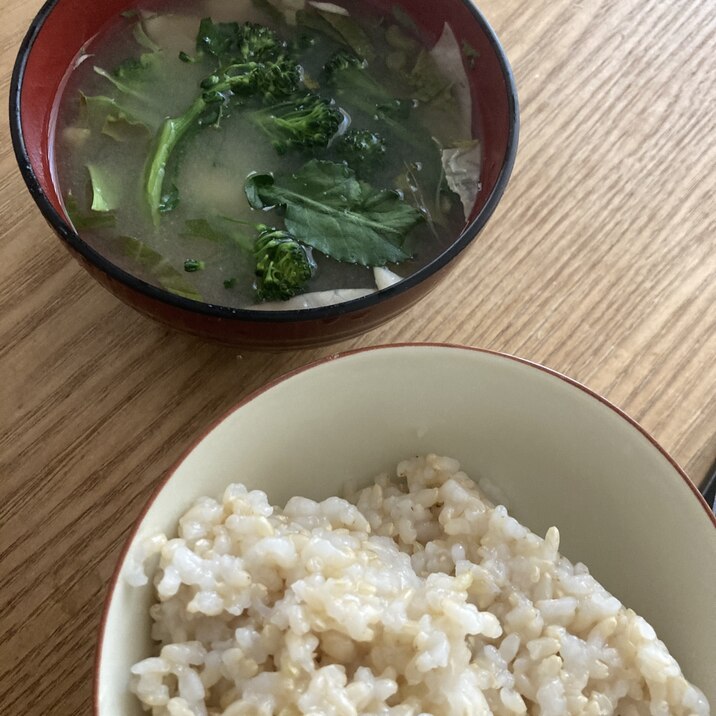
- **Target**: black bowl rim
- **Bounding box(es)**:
[9,0,520,324]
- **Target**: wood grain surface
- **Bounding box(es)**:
[1,0,715,712]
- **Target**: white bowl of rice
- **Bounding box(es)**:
[95,344,715,716]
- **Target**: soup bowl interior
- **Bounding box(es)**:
[11,0,518,348]
[96,344,716,714]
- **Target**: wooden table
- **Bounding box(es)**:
[1,0,714,712]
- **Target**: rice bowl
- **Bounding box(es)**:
[95,345,716,715]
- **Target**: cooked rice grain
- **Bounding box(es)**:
[129,455,710,716]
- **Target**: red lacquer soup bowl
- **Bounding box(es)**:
[10,0,518,349]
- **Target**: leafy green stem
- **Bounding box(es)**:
[266,186,407,237]
[93,66,152,103]
[144,96,206,224]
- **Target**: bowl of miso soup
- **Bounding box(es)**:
[11,0,519,348]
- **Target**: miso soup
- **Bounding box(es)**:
[54,0,482,309]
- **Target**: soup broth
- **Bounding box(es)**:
[54,0,480,309]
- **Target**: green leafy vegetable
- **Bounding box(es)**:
[322,51,423,150]
[87,163,120,212]
[245,160,423,266]
[114,55,159,81]
[323,50,398,112]
[65,194,116,230]
[102,115,151,143]
[81,93,152,142]
[394,160,446,234]
[182,217,253,252]
[79,93,152,133]
[64,12,471,305]
[122,236,202,300]
[304,6,375,61]
[145,99,206,224]
[182,218,230,243]
[337,129,386,175]
[196,18,242,57]
[94,52,163,103]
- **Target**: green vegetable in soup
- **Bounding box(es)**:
[122,236,202,300]
[94,52,164,105]
[87,163,121,212]
[337,129,387,175]
[248,93,342,155]
[183,258,205,272]
[182,218,313,303]
[245,159,423,266]
[322,51,391,111]
[198,18,282,62]
[79,93,151,139]
[254,226,315,301]
[322,50,426,152]
[182,217,252,249]
[296,6,374,61]
[65,194,116,230]
[144,99,205,223]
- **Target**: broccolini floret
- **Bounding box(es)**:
[323,49,366,75]
[236,22,284,62]
[197,19,283,63]
[256,55,302,102]
[196,21,301,101]
[249,93,343,155]
[254,226,315,301]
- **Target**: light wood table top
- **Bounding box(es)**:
[1,0,714,712]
